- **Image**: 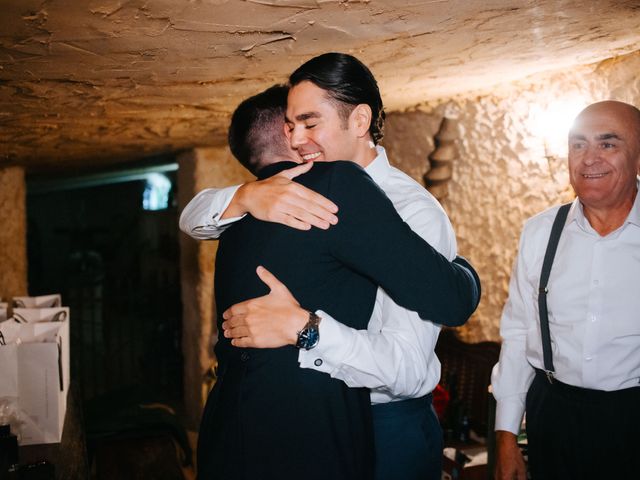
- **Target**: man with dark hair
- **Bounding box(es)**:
[182,53,479,480]
[492,101,640,480]
[227,84,291,173]
[288,52,385,144]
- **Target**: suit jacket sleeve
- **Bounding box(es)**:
[325,162,476,327]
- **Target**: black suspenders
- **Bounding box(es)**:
[537,203,572,383]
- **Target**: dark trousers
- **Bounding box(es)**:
[372,394,442,480]
[526,370,640,480]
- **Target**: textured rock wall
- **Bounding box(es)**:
[0,166,28,301]
[383,50,640,342]
[3,1,640,171]
[382,111,442,183]
[177,147,254,428]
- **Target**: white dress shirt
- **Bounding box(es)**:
[179,184,245,240]
[491,184,640,434]
[179,147,457,404]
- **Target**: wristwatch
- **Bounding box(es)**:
[295,311,321,350]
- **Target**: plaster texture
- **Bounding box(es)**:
[0,166,28,301]
[382,111,441,185]
[384,51,640,342]
[2,1,639,170]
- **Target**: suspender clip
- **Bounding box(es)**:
[544,370,555,384]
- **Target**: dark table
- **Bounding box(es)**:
[19,385,89,480]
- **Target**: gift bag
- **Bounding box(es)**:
[12,294,62,309]
[11,308,70,399]
[0,312,70,445]
[12,307,68,325]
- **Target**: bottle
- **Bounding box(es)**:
[0,424,19,477]
[458,415,470,443]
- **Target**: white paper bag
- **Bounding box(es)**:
[0,315,70,445]
[11,308,70,396]
[12,307,69,325]
[12,294,62,309]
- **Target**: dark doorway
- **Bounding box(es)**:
[26,165,183,406]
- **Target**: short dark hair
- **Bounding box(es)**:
[228,84,290,175]
[289,52,385,144]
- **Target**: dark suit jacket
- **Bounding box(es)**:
[197,161,476,480]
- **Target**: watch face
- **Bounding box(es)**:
[299,327,319,350]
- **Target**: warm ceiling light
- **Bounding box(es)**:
[528,97,588,158]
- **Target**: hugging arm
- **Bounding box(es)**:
[179,163,338,240]
[223,162,480,395]
[224,163,479,342]
[298,201,457,395]
[326,162,479,327]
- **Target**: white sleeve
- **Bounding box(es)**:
[179,185,245,240]
[299,297,441,399]
[491,228,537,434]
[298,202,454,398]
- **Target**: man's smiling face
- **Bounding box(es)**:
[284,80,359,165]
[568,102,640,214]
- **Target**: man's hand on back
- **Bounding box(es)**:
[222,266,309,348]
[222,162,339,230]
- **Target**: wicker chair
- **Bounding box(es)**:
[435,328,500,439]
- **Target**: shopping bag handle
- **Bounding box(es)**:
[58,338,64,391]
[11,310,67,324]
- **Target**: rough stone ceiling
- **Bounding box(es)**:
[1,0,640,173]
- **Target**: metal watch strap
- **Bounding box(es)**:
[295,311,321,350]
[538,203,571,383]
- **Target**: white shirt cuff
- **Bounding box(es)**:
[494,397,526,434]
[211,184,245,225]
[298,310,355,374]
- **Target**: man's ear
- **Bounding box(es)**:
[283,121,292,142]
[350,104,372,139]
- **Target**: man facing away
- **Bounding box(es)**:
[182,53,481,480]
[492,100,640,480]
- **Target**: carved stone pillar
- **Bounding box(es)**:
[425,118,458,200]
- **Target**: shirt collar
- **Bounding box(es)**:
[364,146,391,185]
[567,198,585,230]
[569,178,640,230]
[626,178,640,228]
